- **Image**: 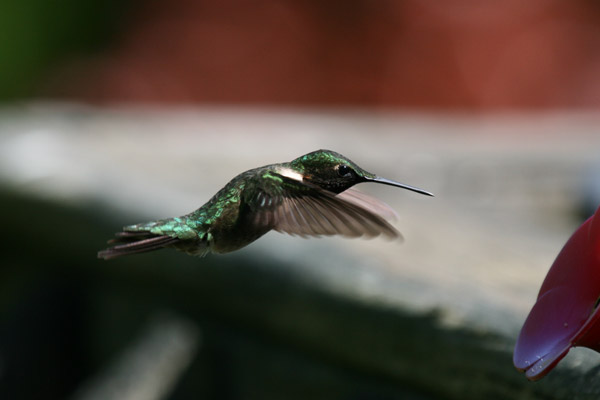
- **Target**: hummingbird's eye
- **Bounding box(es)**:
[337,164,353,178]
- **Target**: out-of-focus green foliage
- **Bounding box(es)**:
[0,0,128,100]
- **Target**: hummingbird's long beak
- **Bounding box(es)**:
[365,176,434,196]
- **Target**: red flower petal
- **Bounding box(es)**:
[514,206,600,380]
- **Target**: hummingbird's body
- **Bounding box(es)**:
[98,150,432,260]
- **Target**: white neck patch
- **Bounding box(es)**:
[277,167,303,182]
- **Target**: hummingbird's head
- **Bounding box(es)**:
[289,149,373,193]
[289,149,433,196]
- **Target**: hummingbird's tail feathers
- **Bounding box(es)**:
[98,233,179,260]
[107,231,153,243]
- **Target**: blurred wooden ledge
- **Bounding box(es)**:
[2,104,600,399]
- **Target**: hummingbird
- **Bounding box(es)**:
[98,149,432,260]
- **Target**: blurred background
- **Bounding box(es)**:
[1,0,600,399]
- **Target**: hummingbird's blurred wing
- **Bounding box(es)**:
[337,188,399,221]
[248,173,402,239]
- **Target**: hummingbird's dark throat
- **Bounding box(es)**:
[303,176,360,194]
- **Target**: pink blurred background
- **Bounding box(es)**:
[41,0,600,110]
